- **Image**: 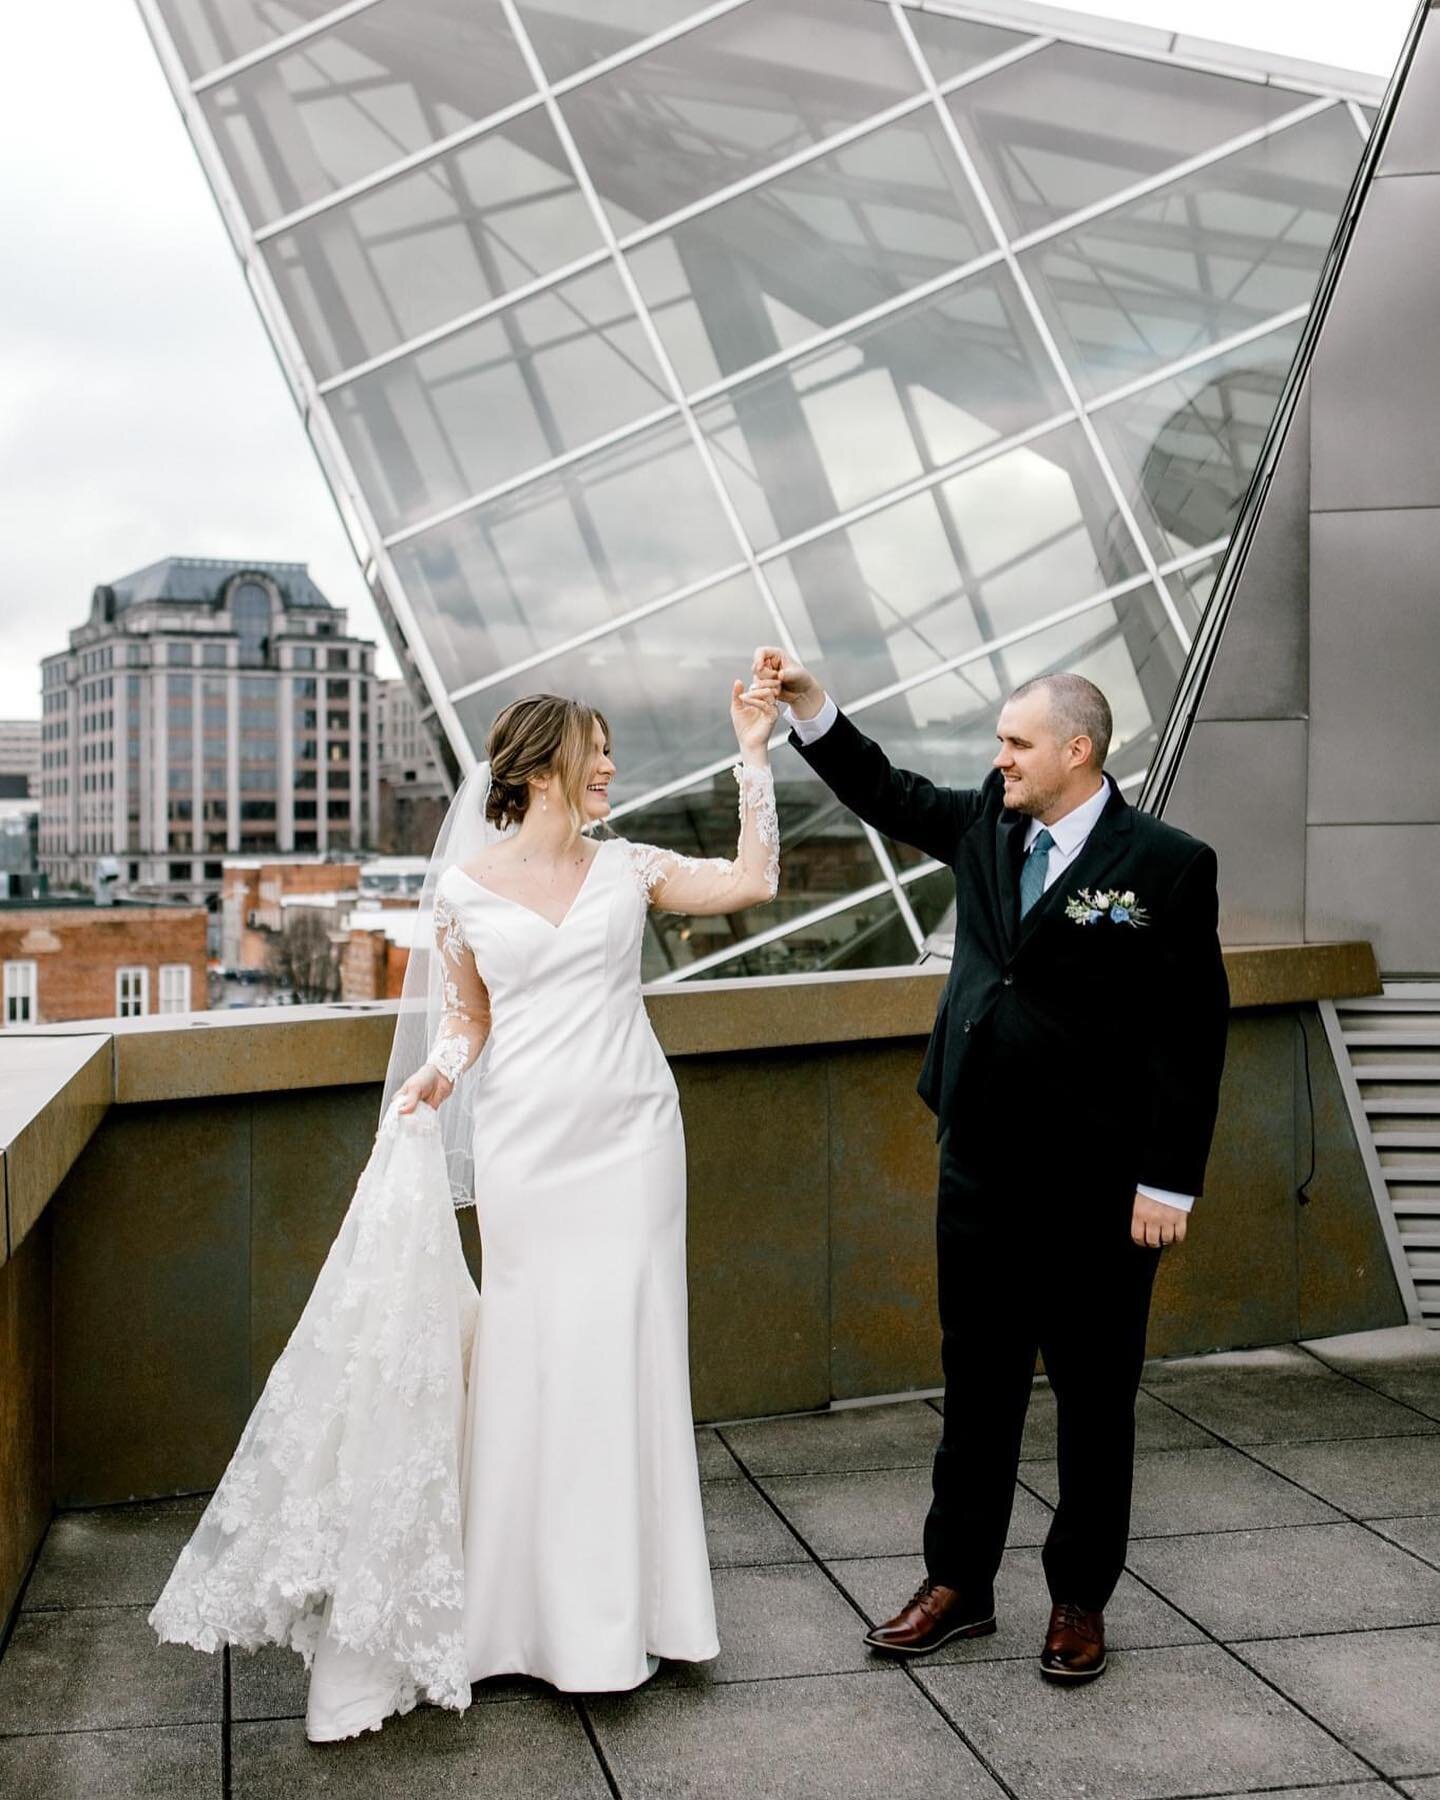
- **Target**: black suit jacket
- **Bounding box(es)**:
[794,708,1230,1197]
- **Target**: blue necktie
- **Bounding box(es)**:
[1019,827,1055,920]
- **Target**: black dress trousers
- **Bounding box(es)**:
[922,1125,1163,1613]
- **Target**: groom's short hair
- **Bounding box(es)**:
[1008,673,1112,769]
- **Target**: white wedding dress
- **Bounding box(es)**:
[151,763,779,1743]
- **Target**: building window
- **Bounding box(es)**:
[203,644,227,666]
[168,642,192,666]
[158,964,192,1013]
[233,579,272,667]
[169,861,192,880]
[3,960,37,1026]
[116,966,149,1018]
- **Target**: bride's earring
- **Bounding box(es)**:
[541,786,548,812]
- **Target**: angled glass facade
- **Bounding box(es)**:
[138,0,1372,979]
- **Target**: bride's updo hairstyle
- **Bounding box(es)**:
[484,694,611,835]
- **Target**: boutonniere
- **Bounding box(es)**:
[1064,887,1149,927]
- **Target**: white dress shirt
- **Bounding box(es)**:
[784,695,1194,1213]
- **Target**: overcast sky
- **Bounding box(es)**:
[0,0,1419,721]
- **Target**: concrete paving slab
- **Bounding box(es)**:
[1400,1779,1440,1798]
[588,1668,1007,1799]
[694,1428,741,1480]
[23,1500,207,1610]
[0,1722,221,1800]
[1239,1624,1440,1778]
[700,1478,808,1567]
[654,1563,876,1687]
[1249,1434,1440,1518]
[829,1549,1202,1664]
[1025,1445,1342,1538]
[230,1694,609,1798]
[1125,1522,1440,1641]
[1139,1363,1439,1444]
[0,1606,221,1734]
[916,1644,1368,1799]
[226,1644,547,1723]
[755,1465,1052,1559]
[1019,1386,1221,1462]
[719,1400,941,1476]
[1368,1514,1440,1570]
[1193,1788,1392,1800]
[1302,1326,1440,1367]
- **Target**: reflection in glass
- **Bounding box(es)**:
[766,421,1141,708]
[845,588,1176,810]
[628,106,989,391]
[948,42,1297,236]
[906,11,1033,85]
[1023,108,1358,395]
[452,574,775,804]
[1165,551,1223,633]
[686,887,918,979]
[264,107,602,380]
[332,265,668,534]
[156,0,346,79]
[514,0,713,83]
[696,265,1068,549]
[1093,320,1302,560]
[388,417,738,694]
[614,758,887,979]
[201,3,533,225]
[902,863,956,938]
[559,0,921,233]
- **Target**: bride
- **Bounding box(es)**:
[150,670,782,1741]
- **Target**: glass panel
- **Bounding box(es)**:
[514,0,713,83]
[388,417,738,693]
[947,42,1299,237]
[628,105,990,391]
[331,264,669,534]
[1165,550,1223,633]
[264,107,603,380]
[155,0,346,80]
[695,265,1068,548]
[559,0,922,234]
[452,574,775,804]
[766,421,1141,709]
[902,863,955,937]
[1092,319,1302,561]
[906,12,1033,86]
[202,2,534,224]
[847,589,1180,832]
[1022,108,1357,396]
[686,887,918,979]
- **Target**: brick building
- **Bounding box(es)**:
[221,858,361,972]
[0,899,208,1025]
[341,909,414,1003]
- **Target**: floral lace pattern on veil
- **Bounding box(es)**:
[148,1104,479,1735]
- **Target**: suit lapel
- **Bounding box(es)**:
[994,805,1028,951]
[1015,778,1134,950]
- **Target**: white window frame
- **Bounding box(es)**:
[116,965,149,1018]
[158,963,192,1014]
[3,959,37,1026]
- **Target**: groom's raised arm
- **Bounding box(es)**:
[778,684,983,868]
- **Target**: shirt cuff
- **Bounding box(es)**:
[784,693,838,745]
[1136,1184,1194,1214]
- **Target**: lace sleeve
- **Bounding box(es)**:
[621,761,780,917]
[426,894,491,1086]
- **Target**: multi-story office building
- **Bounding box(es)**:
[0,721,40,798]
[373,678,448,855]
[39,557,379,905]
[138,0,1379,976]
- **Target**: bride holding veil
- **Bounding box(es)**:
[150,672,782,1742]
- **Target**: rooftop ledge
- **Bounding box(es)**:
[0,940,1380,1267]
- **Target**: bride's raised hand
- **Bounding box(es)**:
[397,1062,453,1113]
[730,677,778,755]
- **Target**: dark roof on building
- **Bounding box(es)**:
[101,557,334,611]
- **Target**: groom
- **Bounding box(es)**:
[756,649,1229,1683]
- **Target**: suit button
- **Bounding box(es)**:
[1002,974,1014,987]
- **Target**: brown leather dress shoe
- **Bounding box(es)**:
[864,1577,996,1656]
[1040,1601,1106,1682]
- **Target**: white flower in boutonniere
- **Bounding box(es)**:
[1064,887,1150,927]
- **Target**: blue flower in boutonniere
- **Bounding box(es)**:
[1064,887,1150,928]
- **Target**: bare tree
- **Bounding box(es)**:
[269,910,341,1004]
